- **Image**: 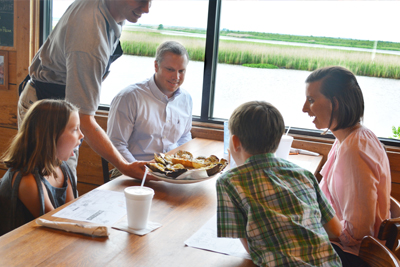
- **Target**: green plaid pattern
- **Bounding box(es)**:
[216,153,341,267]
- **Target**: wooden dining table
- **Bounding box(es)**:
[0,138,323,267]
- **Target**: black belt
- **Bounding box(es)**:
[19,75,66,100]
[18,41,123,98]
[18,75,30,96]
[32,79,66,100]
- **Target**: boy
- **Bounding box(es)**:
[216,101,342,266]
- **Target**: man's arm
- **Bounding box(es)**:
[79,113,155,180]
[176,130,192,147]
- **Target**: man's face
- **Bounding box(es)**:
[118,0,151,23]
[154,52,189,98]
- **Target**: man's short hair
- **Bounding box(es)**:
[229,101,285,155]
[305,66,364,131]
[155,41,189,64]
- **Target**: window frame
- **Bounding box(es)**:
[40,0,53,46]
[48,0,400,147]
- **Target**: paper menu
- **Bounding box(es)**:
[53,189,126,226]
[185,214,251,260]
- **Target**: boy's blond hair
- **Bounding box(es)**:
[229,101,284,155]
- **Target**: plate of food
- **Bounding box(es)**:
[146,150,228,184]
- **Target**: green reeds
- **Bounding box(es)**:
[120,30,400,79]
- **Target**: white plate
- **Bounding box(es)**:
[147,167,220,184]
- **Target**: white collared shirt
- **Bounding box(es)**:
[107,75,193,162]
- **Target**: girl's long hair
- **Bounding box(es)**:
[1,99,78,177]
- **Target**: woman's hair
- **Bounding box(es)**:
[305,66,364,131]
[229,101,285,155]
[1,99,78,177]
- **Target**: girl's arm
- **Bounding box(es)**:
[18,174,55,217]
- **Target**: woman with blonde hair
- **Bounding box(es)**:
[0,99,83,235]
[302,66,391,267]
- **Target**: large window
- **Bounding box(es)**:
[101,1,209,117]
[51,0,400,143]
[214,1,400,140]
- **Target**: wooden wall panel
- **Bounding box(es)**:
[192,126,223,141]
[384,150,400,200]
[15,0,31,81]
[0,127,17,153]
[392,173,400,186]
[77,182,99,196]
[388,152,400,168]
[0,87,18,127]
[292,138,332,162]
[391,183,400,202]
[8,51,17,84]
[0,168,6,178]
[74,112,111,194]
[76,140,104,186]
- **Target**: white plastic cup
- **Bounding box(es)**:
[275,135,294,160]
[124,186,155,230]
[224,121,229,154]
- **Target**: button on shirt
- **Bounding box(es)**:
[107,76,193,162]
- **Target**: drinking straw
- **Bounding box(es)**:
[140,167,149,189]
[286,126,291,135]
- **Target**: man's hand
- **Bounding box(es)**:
[78,114,158,181]
[120,161,159,181]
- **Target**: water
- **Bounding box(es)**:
[157,29,400,56]
[101,55,400,139]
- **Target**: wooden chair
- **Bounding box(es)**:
[101,157,110,183]
[359,236,400,267]
[390,196,400,218]
[101,158,123,183]
[378,196,400,257]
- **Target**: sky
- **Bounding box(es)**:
[53,0,400,43]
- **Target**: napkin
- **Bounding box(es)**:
[36,218,110,237]
[174,168,209,180]
[112,220,162,236]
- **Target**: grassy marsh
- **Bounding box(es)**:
[121,29,400,79]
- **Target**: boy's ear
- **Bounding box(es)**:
[232,135,242,152]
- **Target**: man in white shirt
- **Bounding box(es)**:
[107,41,192,172]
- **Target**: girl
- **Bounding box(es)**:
[302,66,391,267]
[0,99,84,235]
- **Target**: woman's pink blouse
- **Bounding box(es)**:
[319,126,391,255]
